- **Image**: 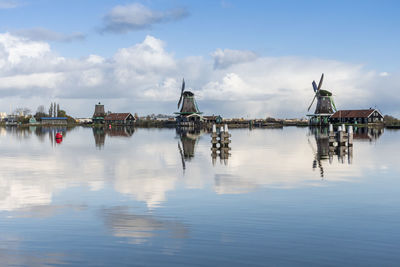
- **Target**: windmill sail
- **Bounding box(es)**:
[312,81,318,92]
[177,78,185,109]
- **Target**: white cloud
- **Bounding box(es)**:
[0,32,398,118]
[12,28,86,42]
[212,48,258,69]
[0,0,20,9]
[101,3,188,33]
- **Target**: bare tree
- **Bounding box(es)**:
[23,108,31,116]
[37,105,45,114]
[57,103,60,117]
[49,103,53,118]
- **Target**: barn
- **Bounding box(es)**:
[104,113,136,125]
[329,109,384,124]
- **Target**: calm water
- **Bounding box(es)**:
[0,126,399,266]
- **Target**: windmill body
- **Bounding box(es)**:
[307,74,337,125]
[175,79,203,127]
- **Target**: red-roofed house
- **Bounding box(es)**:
[104,113,136,125]
[329,109,383,124]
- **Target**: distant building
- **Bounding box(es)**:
[0,112,7,121]
[329,109,384,124]
[104,113,136,125]
[41,117,68,125]
[92,102,106,124]
[76,118,92,124]
[6,115,18,125]
[203,115,223,124]
[29,117,38,124]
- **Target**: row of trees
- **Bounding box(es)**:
[34,103,67,119]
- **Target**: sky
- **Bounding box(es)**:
[0,0,399,118]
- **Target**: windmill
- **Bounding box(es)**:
[175,78,203,125]
[307,74,337,124]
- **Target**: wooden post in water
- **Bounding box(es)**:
[348,125,353,146]
[211,124,231,164]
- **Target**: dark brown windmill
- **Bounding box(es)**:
[307,74,337,125]
[175,79,203,125]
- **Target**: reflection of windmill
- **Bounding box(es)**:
[308,137,325,179]
[176,129,204,171]
[175,79,203,126]
[307,74,337,125]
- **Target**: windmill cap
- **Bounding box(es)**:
[183,91,194,96]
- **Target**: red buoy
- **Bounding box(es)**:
[55,132,63,139]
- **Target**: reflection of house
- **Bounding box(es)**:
[92,126,135,148]
[353,127,384,141]
[105,113,136,125]
[106,126,135,137]
[330,109,384,124]
[41,117,68,125]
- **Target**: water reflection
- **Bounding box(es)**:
[176,129,205,170]
[102,207,188,245]
[92,126,135,148]
[0,126,73,146]
[309,127,383,178]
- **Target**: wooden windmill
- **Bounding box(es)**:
[175,79,203,126]
[307,74,337,125]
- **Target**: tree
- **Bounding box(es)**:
[58,109,67,117]
[57,104,60,117]
[35,105,47,121]
[53,102,57,117]
[49,103,53,118]
[14,107,31,117]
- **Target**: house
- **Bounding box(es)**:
[329,109,384,124]
[6,115,18,125]
[29,117,38,124]
[104,113,136,125]
[203,115,223,124]
[41,117,68,125]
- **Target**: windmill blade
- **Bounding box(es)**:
[307,94,317,111]
[330,96,337,112]
[177,78,185,109]
[317,73,324,91]
[177,95,183,109]
[312,81,318,92]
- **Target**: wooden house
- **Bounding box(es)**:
[104,113,136,125]
[329,109,384,124]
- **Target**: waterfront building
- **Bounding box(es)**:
[329,109,384,124]
[41,117,68,125]
[29,117,38,124]
[104,113,136,125]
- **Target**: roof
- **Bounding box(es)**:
[203,115,222,120]
[104,113,133,121]
[41,117,67,120]
[330,109,380,119]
